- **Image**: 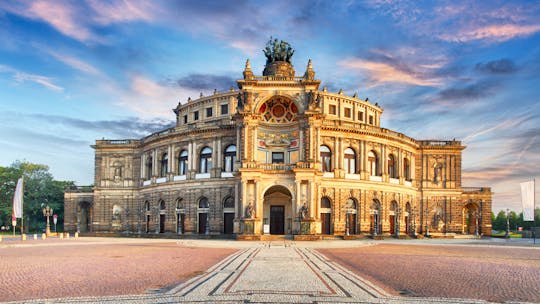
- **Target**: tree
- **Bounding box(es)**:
[0,161,74,233]
[492,210,507,231]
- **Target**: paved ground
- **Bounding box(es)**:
[0,238,235,302]
[1,237,539,303]
[319,243,540,303]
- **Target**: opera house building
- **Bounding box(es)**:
[65,40,492,239]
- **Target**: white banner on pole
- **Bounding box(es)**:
[12,177,24,218]
[520,180,535,221]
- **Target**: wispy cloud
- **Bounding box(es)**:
[30,113,174,138]
[28,1,98,43]
[339,58,443,87]
[0,64,64,92]
[87,0,154,25]
[47,50,100,75]
[440,24,540,43]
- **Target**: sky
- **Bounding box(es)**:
[0,0,538,213]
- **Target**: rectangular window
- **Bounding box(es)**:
[358,111,364,121]
[344,107,351,118]
[329,105,336,115]
[221,104,228,115]
[206,107,213,117]
[183,115,188,124]
[194,111,199,121]
[272,152,284,164]
[369,115,374,125]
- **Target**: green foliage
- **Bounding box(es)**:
[0,161,74,233]
[492,210,507,231]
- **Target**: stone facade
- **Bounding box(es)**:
[64,47,492,238]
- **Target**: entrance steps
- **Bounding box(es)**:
[260,234,293,241]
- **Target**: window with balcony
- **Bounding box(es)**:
[224,145,236,172]
[358,111,364,121]
[178,150,188,175]
[272,152,284,164]
[160,153,168,177]
[200,147,212,173]
[404,158,411,181]
[344,148,356,174]
[369,115,374,125]
[146,156,153,180]
[320,145,332,172]
[388,154,397,178]
[368,150,379,176]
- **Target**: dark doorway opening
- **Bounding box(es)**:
[198,213,207,234]
[159,214,165,233]
[321,213,331,234]
[224,213,234,234]
[270,206,285,234]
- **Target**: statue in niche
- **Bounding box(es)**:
[299,202,309,220]
[245,202,254,219]
[112,161,123,180]
[433,163,443,183]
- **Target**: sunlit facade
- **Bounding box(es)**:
[65,44,492,239]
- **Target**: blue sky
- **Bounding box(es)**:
[0,1,539,213]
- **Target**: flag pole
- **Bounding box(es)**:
[534,178,536,245]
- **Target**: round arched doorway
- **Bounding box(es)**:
[263,185,292,235]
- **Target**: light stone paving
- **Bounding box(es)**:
[8,240,520,304]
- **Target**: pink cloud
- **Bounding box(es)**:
[87,0,155,25]
[27,1,97,43]
[338,58,443,87]
[440,24,540,43]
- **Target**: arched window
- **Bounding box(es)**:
[145,201,150,211]
[404,158,411,181]
[159,200,166,210]
[320,145,332,172]
[344,148,356,174]
[388,154,396,178]
[321,197,331,209]
[198,197,209,208]
[223,196,234,209]
[160,153,168,177]
[176,198,184,209]
[223,145,236,172]
[146,156,153,180]
[200,147,212,173]
[368,151,379,176]
[178,150,188,175]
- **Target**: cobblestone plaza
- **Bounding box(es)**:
[1,237,539,303]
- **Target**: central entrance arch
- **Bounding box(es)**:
[263,185,292,235]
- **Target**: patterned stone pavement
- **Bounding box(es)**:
[5,240,518,304]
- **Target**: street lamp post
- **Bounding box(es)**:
[395,207,401,238]
[411,207,417,237]
[42,205,53,235]
[475,211,480,237]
